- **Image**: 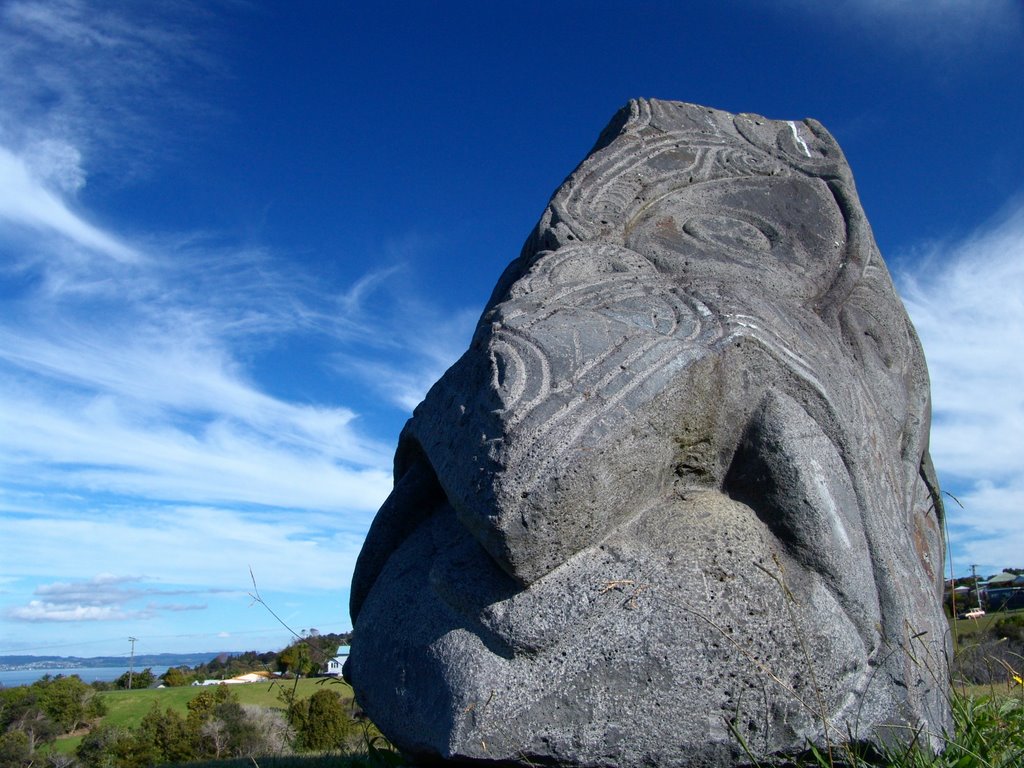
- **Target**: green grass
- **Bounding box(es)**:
[927,687,1024,768]
[958,683,1020,701]
[100,677,351,729]
[49,677,354,756]
[726,686,1024,768]
[948,607,1024,643]
[171,756,385,768]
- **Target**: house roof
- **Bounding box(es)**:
[987,572,1023,585]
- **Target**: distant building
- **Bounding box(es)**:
[981,571,1024,612]
[195,671,276,686]
[985,571,1024,588]
[325,646,350,677]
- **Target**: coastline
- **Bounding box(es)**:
[0,665,171,688]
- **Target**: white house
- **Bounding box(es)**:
[325,645,350,676]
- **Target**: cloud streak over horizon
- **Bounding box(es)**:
[7,575,214,623]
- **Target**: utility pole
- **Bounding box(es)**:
[970,565,983,610]
[128,637,137,690]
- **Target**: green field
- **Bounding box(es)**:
[53,677,353,755]
[948,606,1024,643]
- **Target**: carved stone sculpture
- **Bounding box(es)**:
[346,99,950,767]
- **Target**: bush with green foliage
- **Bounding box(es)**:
[76,724,137,768]
[160,666,195,687]
[138,705,194,764]
[993,614,1024,642]
[297,688,354,751]
[0,730,33,768]
[278,643,316,677]
[277,632,351,676]
[112,667,156,690]
[0,674,106,765]
[72,684,298,766]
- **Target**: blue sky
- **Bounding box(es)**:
[1,0,1022,659]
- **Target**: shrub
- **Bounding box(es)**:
[75,724,135,768]
[298,688,353,752]
[160,667,193,687]
[239,703,293,755]
[136,704,194,765]
[0,730,32,768]
[993,614,1024,642]
[112,668,155,690]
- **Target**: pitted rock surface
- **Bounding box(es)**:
[346,99,951,767]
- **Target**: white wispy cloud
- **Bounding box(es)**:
[0,144,137,260]
[0,249,395,510]
[0,0,217,172]
[332,301,478,411]
[0,2,475,645]
[2,504,367,594]
[35,574,153,604]
[10,602,138,623]
[898,199,1024,574]
[0,133,438,633]
[785,0,1023,57]
[22,139,85,192]
[0,158,455,637]
[6,575,214,622]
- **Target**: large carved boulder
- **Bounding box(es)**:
[346,99,950,766]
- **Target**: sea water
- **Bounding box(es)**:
[0,666,169,688]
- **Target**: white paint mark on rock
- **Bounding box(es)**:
[789,121,811,157]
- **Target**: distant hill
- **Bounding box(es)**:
[0,652,224,671]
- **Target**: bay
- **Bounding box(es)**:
[0,665,169,688]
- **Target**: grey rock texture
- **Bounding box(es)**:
[346,99,950,766]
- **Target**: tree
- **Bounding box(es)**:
[135,705,195,765]
[0,686,59,753]
[188,685,236,759]
[113,668,155,690]
[0,730,32,768]
[73,686,292,767]
[198,717,230,760]
[37,674,105,732]
[186,684,232,727]
[75,724,135,768]
[240,704,292,755]
[190,693,281,760]
[213,698,262,757]
[160,666,192,687]
[298,688,352,751]
[0,684,33,728]
[281,685,309,737]
[187,650,275,680]
[49,753,77,768]
[275,632,351,675]
[278,643,316,677]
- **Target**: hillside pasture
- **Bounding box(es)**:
[52,677,352,754]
